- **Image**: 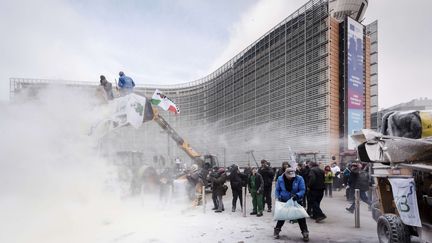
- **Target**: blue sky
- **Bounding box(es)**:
[1,0,431,108]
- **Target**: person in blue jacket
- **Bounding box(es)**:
[117,71,135,95]
[274,167,309,242]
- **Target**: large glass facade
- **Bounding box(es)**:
[130,0,331,166]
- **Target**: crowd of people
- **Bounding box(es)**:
[178,158,372,242]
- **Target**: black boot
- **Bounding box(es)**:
[302,231,309,242]
[273,227,281,239]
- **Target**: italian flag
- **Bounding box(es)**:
[150,89,180,114]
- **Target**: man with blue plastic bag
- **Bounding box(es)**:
[274,168,309,241]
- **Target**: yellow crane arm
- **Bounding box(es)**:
[152,108,201,162]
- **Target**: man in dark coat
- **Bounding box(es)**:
[344,162,355,201]
[209,167,227,213]
[346,163,371,213]
[308,162,326,222]
[297,162,311,208]
[275,161,290,181]
[208,166,220,210]
[248,167,264,216]
[258,159,275,212]
[228,164,247,212]
[100,75,114,100]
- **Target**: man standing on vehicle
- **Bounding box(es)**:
[99,75,114,100]
[259,159,275,212]
[117,71,135,95]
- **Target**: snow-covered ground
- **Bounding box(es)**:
[21,188,377,243]
[84,189,380,243]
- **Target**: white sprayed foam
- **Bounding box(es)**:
[0,86,194,243]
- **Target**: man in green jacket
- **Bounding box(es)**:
[248,167,264,217]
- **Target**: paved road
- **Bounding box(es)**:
[93,187,423,243]
[87,183,419,243]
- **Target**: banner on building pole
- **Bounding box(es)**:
[388,178,422,227]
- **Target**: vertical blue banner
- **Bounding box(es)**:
[346,17,364,149]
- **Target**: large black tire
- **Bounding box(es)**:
[377,214,411,243]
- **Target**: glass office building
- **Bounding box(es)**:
[10,0,377,166]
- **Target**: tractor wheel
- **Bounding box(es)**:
[377,214,411,243]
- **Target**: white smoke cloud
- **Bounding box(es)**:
[0,86,225,243]
[0,86,117,243]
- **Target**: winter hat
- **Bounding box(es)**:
[218,167,225,174]
[285,168,296,178]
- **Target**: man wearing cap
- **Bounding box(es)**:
[274,167,309,241]
[248,167,264,217]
